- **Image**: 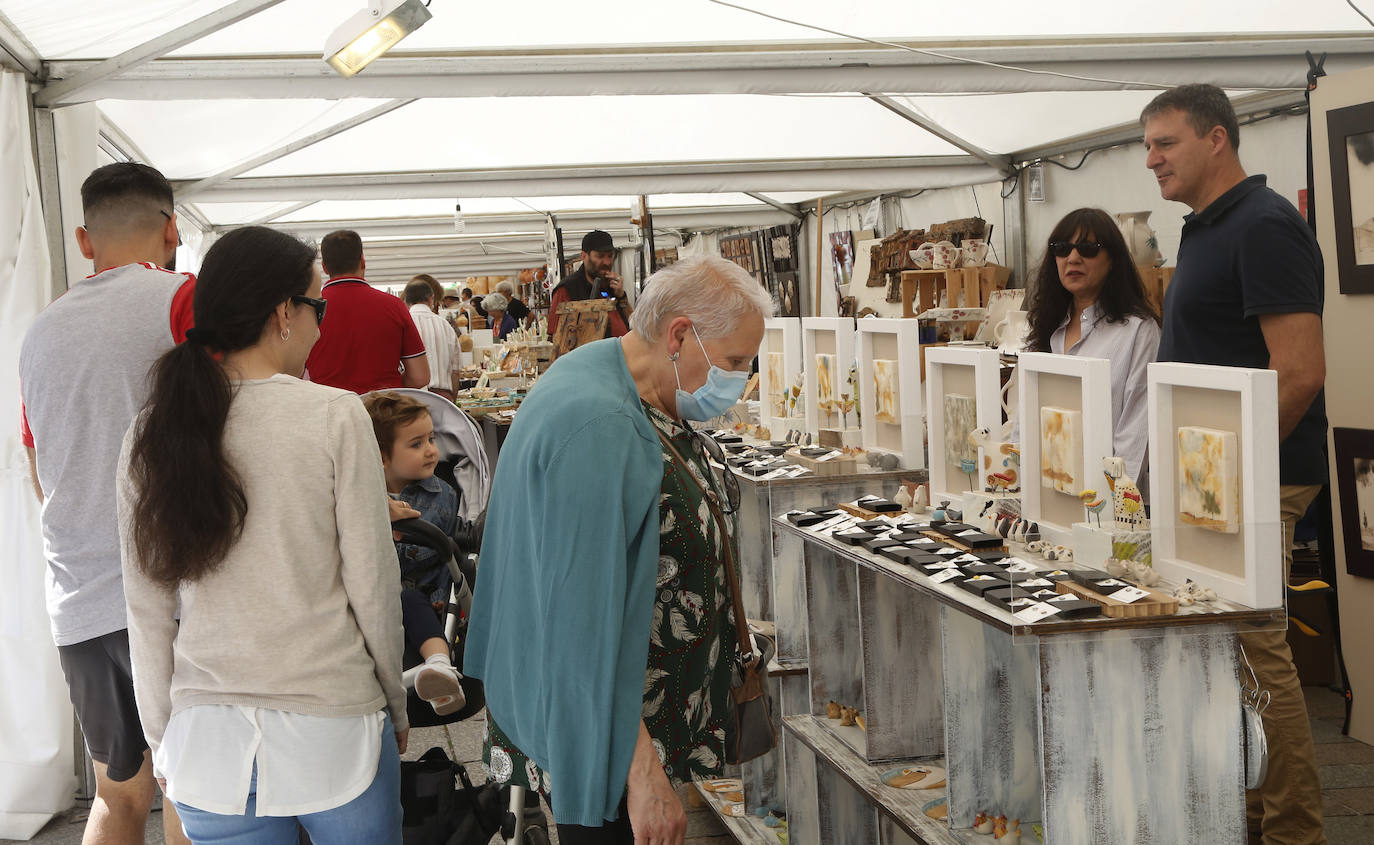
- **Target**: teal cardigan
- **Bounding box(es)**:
[463,338,663,826]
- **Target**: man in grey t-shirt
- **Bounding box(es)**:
[20,163,193,845]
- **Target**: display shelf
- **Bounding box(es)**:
[692,782,780,845]
[784,715,962,845]
[785,520,1254,845]
[775,517,1283,638]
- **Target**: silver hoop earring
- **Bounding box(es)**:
[668,352,679,362]
[281,327,291,342]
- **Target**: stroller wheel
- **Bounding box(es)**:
[521,828,551,845]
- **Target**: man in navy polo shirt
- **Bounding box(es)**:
[1144,84,1327,845]
[306,230,429,393]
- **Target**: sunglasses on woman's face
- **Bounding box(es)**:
[1049,241,1104,259]
[290,295,327,325]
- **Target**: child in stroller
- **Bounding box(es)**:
[364,392,484,715]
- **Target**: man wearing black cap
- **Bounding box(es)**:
[547,229,631,338]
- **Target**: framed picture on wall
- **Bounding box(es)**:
[1326,101,1374,294]
[1333,427,1374,579]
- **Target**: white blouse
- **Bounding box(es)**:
[155,705,384,817]
[1050,304,1160,498]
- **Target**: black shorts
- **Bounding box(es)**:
[56,629,148,782]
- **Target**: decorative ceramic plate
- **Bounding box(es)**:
[880,765,947,790]
[922,796,948,820]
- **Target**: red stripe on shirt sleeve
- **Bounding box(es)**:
[170,276,197,342]
[20,401,34,448]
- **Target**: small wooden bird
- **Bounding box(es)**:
[1078,489,1107,527]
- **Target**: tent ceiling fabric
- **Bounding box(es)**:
[6,0,1374,283]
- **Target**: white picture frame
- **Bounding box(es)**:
[801,317,858,438]
[1147,362,1282,609]
[759,317,803,436]
[1017,352,1115,543]
[924,346,1001,503]
[855,318,924,470]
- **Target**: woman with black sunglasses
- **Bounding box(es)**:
[1025,207,1161,495]
[118,225,407,843]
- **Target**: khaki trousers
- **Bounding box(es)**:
[1243,483,1325,845]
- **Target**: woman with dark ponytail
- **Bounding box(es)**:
[117,226,406,844]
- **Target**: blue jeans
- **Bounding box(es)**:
[172,714,402,845]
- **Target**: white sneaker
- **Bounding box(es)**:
[415,661,466,716]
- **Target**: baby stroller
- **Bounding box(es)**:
[383,390,549,845]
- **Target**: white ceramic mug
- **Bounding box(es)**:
[909,243,936,269]
[961,238,989,267]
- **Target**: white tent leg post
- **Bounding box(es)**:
[32,106,67,299]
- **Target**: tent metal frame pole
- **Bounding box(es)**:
[34,0,290,107]
[176,98,418,201]
[744,191,803,219]
[0,10,42,78]
[32,107,68,298]
[247,201,318,226]
[37,35,1374,103]
[863,93,1014,177]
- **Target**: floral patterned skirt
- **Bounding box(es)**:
[483,715,552,797]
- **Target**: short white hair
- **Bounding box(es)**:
[496,280,515,296]
[481,292,509,312]
[629,256,776,342]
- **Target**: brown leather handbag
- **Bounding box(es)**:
[653,428,777,764]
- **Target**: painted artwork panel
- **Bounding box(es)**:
[816,353,836,402]
[1178,426,1241,534]
[768,352,786,416]
[1358,459,1374,552]
[873,359,900,425]
[1040,406,1084,494]
[943,393,976,467]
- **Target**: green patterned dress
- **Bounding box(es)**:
[485,401,736,796]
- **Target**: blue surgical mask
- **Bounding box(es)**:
[673,326,749,421]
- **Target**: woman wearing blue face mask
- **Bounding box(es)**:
[464,256,772,842]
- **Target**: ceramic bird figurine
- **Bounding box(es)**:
[1079,488,1107,527]
[973,812,994,834]
[996,818,1021,843]
[1103,457,1147,530]
[911,484,929,512]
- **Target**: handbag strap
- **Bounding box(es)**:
[651,426,754,662]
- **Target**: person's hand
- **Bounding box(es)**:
[396,727,409,755]
[388,497,420,522]
[626,755,686,845]
[605,272,624,298]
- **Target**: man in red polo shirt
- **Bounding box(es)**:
[307,230,429,393]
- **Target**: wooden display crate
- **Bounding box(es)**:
[900,265,1011,317]
[1139,265,1174,314]
[1055,579,1180,618]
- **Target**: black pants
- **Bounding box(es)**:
[400,587,445,652]
[555,794,632,845]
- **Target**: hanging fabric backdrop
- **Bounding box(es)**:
[0,69,75,840]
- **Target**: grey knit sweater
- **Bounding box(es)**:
[118,374,408,753]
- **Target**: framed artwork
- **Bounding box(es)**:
[1334,427,1374,579]
[759,318,803,434]
[1325,101,1374,294]
[1147,362,1281,608]
[924,346,1001,500]
[800,317,856,437]
[856,319,924,470]
[1017,352,1114,543]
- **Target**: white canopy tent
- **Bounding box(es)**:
[3,1,1374,838]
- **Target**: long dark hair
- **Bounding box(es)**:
[1025,207,1159,354]
[129,226,317,587]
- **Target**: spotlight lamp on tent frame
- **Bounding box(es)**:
[324,0,432,78]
